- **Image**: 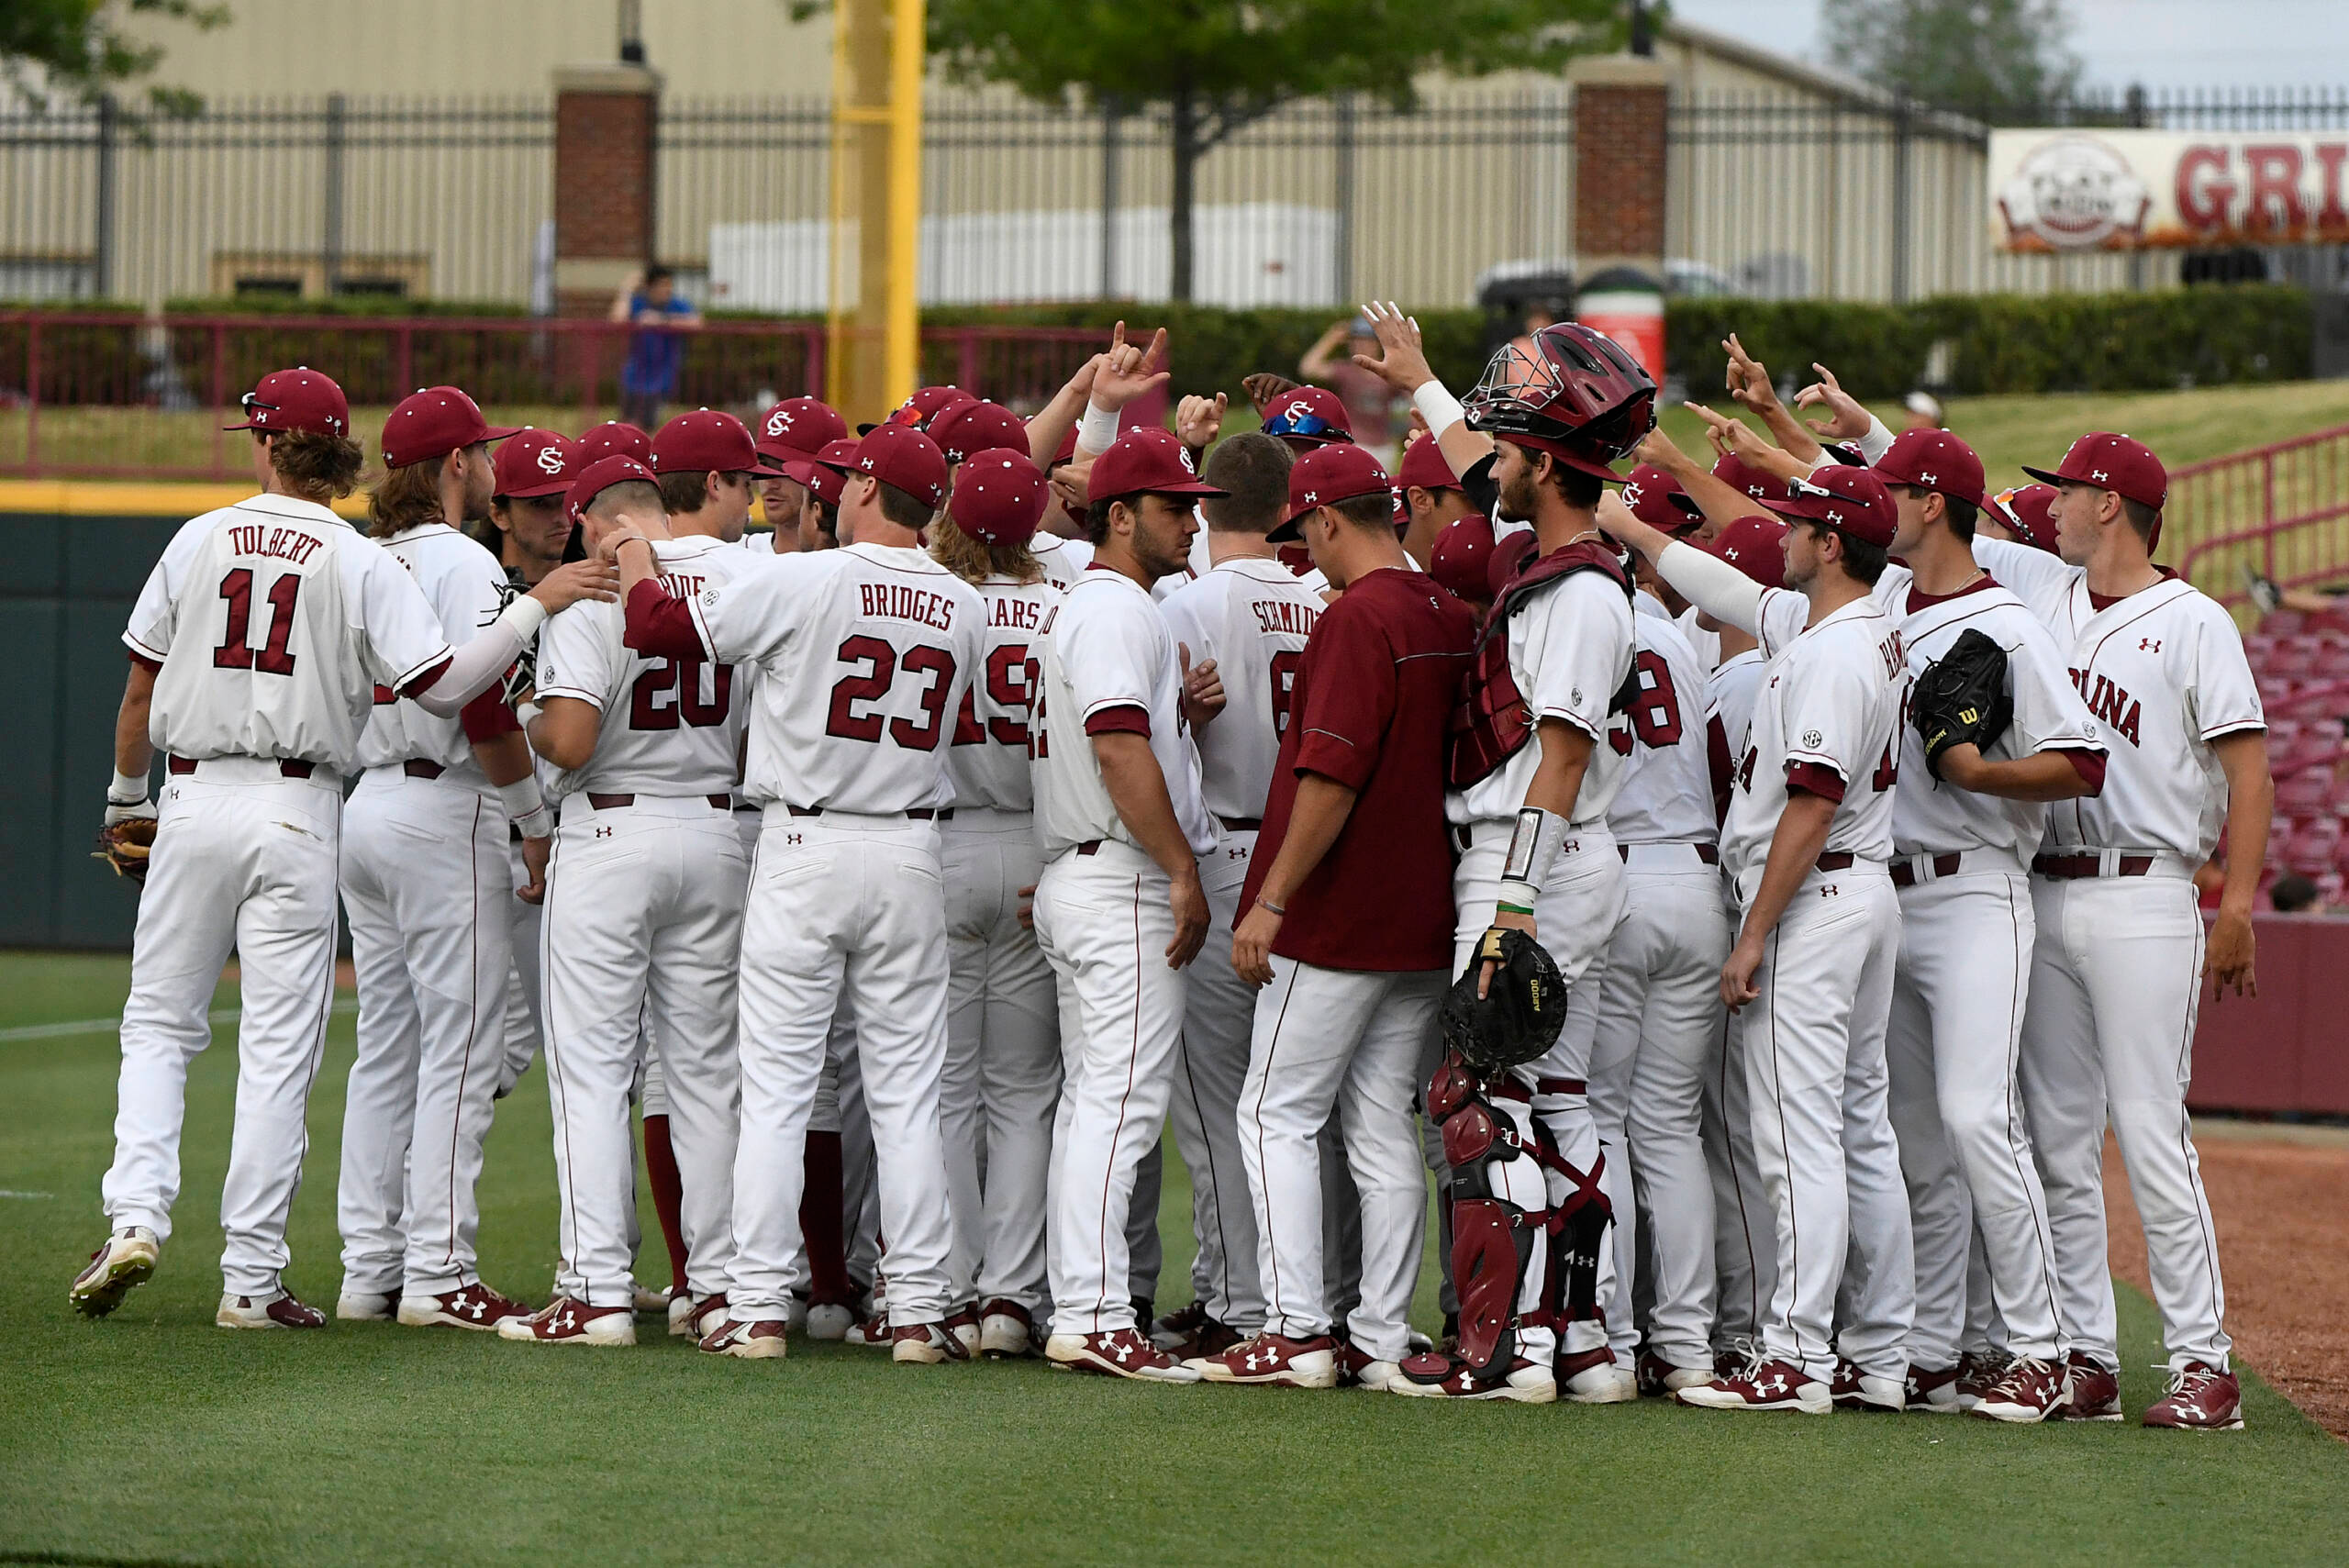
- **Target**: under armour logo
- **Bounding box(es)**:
[1246,1349,1272,1370]
[1826,508,1845,524]
[556,1309,577,1331]
[785,832,804,845]
[536,444,565,474]
[2140,638,2161,652]
[1304,491,1318,505]
[1724,546,1742,560]
[2091,469,2109,482]
[595,827,613,839]
[1821,884,1840,897]
[1919,471,1936,484]
[863,457,876,470]
[1110,1339,1134,1362]
[1756,1370,1788,1396]
[461,1296,486,1318]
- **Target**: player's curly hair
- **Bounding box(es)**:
[929,509,1041,586]
[262,428,364,501]
[366,458,446,539]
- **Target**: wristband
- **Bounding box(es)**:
[1496,900,1536,917]
[1259,898,1286,917]
[108,768,150,805]
[1077,402,1122,454]
[1412,380,1465,441]
[496,595,550,642]
[1499,806,1568,911]
[496,774,547,825]
[511,804,554,840]
[515,698,542,729]
[613,533,654,557]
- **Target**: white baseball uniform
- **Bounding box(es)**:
[939,568,1063,1319]
[532,535,754,1308]
[1700,643,1772,1353]
[110,494,452,1296]
[1156,554,1326,1333]
[668,540,983,1327]
[1446,559,1635,1369]
[1586,603,1729,1373]
[1872,566,2101,1373]
[1976,538,2261,1374]
[1030,565,1217,1336]
[492,565,555,1100]
[1031,532,1093,589]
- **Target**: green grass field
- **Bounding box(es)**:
[5,950,2347,1567]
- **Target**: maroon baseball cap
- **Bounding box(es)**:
[1763,464,1898,548]
[826,422,950,510]
[1876,428,1987,510]
[949,448,1049,548]
[1987,483,2061,552]
[1711,450,1781,504]
[1391,435,1463,524]
[753,396,848,465]
[928,400,1030,465]
[493,428,579,499]
[784,437,860,508]
[1273,442,1393,541]
[577,421,653,464]
[1430,512,1498,603]
[1088,428,1226,508]
[863,384,977,435]
[651,409,758,474]
[2022,432,2167,512]
[1699,514,1791,590]
[380,386,518,469]
[224,367,350,439]
[1259,385,1356,448]
[1619,462,1704,532]
[564,454,660,525]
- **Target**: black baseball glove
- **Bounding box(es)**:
[1439,927,1568,1077]
[1911,627,2013,781]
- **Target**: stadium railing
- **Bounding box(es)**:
[2175,424,2349,626]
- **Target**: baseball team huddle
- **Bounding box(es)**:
[68,304,2270,1433]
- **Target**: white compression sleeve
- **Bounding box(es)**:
[407,598,545,717]
[1855,413,1897,464]
[1412,380,1465,441]
[1653,539,1766,638]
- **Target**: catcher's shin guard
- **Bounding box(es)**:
[1404,1058,1543,1390]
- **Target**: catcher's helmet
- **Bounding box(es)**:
[1463,322,1656,482]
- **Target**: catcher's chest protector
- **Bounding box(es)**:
[1446,540,1637,792]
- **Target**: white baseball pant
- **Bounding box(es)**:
[103,762,342,1296]
[1239,958,1444,1362]
[1034,838,1189,1336]
[1885,862,2065,1368]
[1742,863,1913,1383]
[1704,1002,1773,1355]
[1166,834,1268,1330]
[495,834,541,1098]
[2021,870,2230,1373]
[1586,850,1731,1371]
[539,795,747,1306]
[731,809,956,1325]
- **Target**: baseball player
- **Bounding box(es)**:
[1970,434,2270,1430]
[1612,465,1914,1415]
[1027,427,1223,1382]
[752,395,850,550]
[1149,432,1330,1357]
[577,421,654,465]
[1391,434,1471,568]
[615,422,982,1365]
[73,368,613,1327]
[925,449,1064,1358]
[335,385,551,1334]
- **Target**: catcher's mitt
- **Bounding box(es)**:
[1911,628,2012,781]
[95,816,159,884]
[1440,927,1567,1077]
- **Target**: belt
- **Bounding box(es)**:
[1817,852,1854,873]
[1620,841,1718,865]
[2034,851,2154,880]
[785,805,949,821]
[1485,1076,1587,1103]
[1218,816,1263,833]
[167,754,314,780]
[1075,840,1102,856]
[1890,852,1961,889]
[403,759,444,780]
[588,792,732,811]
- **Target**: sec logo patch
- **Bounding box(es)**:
[1802,728,1824,749]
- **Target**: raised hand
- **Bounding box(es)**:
[1093,320,1171,412]
[1352,300,1434,394]
[1175,392,1228,450]
[1241,373,1301,415]
[1723,333,1779,413]
[1793,362,1872,442]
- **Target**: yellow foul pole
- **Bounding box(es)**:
[826,0,925,427]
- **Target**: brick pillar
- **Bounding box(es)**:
[1569,56,1669,280]
[552,63,662,317]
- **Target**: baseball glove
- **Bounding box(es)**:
[1911,627,2013,781]
[94,815,160,884]
[1439,927,1568,1077]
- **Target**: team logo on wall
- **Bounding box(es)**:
[1996,135,2152,250]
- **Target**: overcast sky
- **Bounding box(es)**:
[1667,0,2349,92]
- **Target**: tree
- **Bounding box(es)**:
[1821,0,2081,121]
[2,0,228,115]
[920,0,1626,302]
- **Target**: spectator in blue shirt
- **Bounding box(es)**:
[609,266,702,428]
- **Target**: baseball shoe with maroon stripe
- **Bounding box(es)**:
[1676,1354,1831,1414]
[1192,1331,1339,1387]
[843,1311,892,1349]
[893,1320,973,1364]
[667,1292,731,1342]
[496,1296,635,1346]
[699,1318,787,1359]
[1970,1355,2068,1423]
[1337,1342,1404,1392]
[1391,1352,1557,1403]
[978,1299,1040,1359]
[216,1291,328,1329]
[1904,1362,1962,1413]
[1149,1299,1211,1351]
[1954,1349,2009,1411]
[337,1289,396,1322]
[2143,1362,2243,1431]
[69,1227,159,1318]
[1045,1329,1203,1383]
[1637,1350,1713,1397]
[1560,1347,1639,1404]
[397,1284,530,1331]
[941,1305,981,1358]
[1831,1358,1906,1412]
[2060,1351,2122,1421]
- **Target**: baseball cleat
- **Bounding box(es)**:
[1954,1349,2010,1411]
[1192,1331,1339,1388]
[1904,1362,1964,1413]
[1559,1347,1639,1405]
[978,1299,1040,1359]
[941,1305,981,1358]
[497,1296,635,1346]
[2143,1362,2243,1431]
[70,1227,160,1318]
[668,1293,696,1337]
[336,1288,396,1322]
[631,1282,672,1315]
[699,1318,788,1360]
[2060,1351,2122,1421]
[216,1291,328,1329]
[1391,1352,1557,1403]
[1338,1342,1404,1392]
[1831,1359,1906,1412]
[843,1311,892,1348]
[1045,1329,1202,1383]
[893,1320,973,1364]
[669,1292,731,1342]
[1971,1355,2069,1424]
[1676,1355,1831,1414]
[1149,1299,1210,1351]
[397,1284,529,1330]
[806,1302,855,1340]
[785,1293,810,1336]
[1635,1351,1715,1397]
